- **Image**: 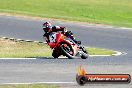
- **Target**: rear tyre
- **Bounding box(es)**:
[52,49,60,58]
[52,53,59,58]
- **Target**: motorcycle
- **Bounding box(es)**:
[44,31,88,59]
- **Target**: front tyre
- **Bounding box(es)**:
[81,52,88,59]
[59,43,75,59]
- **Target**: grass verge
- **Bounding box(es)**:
[0,84,58,88]
[0,38,115,58]
[0,0,132,27]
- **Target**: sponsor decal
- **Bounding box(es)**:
[76,65,131,85]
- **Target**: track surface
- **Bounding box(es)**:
[0,15,132,88]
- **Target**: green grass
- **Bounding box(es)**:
[0,84,58,88]
[0,38,115,58]
[0,39,52,58]
[0,0,132,27]
[88,47,114,55]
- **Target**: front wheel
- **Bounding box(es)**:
[81,52,88,59]
[59,43,75,59]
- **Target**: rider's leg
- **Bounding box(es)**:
[65,31,81,45]
[70,34,81,44]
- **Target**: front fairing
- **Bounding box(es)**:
[63,37,79,56]
[47,32,80,56]
[48,32,65,48]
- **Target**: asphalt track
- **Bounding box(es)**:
[0,15,132,88]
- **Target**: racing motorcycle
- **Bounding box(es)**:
[44,32,88,59]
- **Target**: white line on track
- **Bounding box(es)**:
[89,55,111,57]
[0,82,76,85]
[0,51,124,59]
[112,51,123,56]
[89,51,125,57]
[0,58,36,59]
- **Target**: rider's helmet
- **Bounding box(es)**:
[43,22,52,33]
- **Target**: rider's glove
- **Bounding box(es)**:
[65,31,73,37]
[61,27,67,34]
[63,27,67,32]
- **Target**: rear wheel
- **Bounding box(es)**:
[52,49,60,58]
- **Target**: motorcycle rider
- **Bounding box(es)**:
[42,22,87,58]
[42,22,81,45]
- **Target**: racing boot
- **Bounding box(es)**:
[79,46,88,54]
[70,34,81,45]
[65,31,81,45]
